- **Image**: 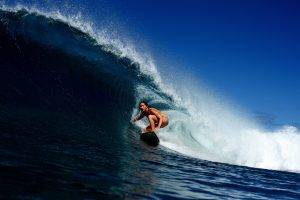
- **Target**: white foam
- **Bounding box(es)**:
[156,78,300,173]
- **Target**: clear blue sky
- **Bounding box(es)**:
[5,0,300,127]
[107,0,300,127]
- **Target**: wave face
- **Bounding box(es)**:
[0,8,171,198]
[0,8,140,146]
[0,8,171,135]
[0,7,300,179]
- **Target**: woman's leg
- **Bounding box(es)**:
[145,125,152,132]
[148,115,159,130]
[145,115,168,132]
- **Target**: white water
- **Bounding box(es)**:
[152,70,300,172]
[134,73,300,172]
[2,4,300,173]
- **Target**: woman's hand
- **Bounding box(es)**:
[131,117,138,123]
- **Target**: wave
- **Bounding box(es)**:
[0,7,299,173]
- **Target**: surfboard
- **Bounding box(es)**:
[140,131,159,146]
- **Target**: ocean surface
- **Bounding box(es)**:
[0,8,300,199]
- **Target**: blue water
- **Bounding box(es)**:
[0,8,299,199]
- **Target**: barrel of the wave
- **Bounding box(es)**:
[140,131,159,146]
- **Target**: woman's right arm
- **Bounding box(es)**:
[133,112,144,122]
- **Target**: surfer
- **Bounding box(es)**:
[132,101,169,132]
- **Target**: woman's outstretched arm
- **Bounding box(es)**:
[132,112,145,122]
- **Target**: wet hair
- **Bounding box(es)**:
[139,101,149,108]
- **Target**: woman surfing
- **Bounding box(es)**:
[132,101,169,133]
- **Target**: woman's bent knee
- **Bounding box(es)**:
[149,115,158,122]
